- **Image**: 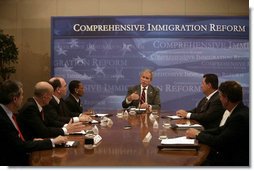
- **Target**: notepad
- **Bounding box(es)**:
[158,136,199,151]
[90,119,99,124]
[56,141,80,148]
[167,115,182,120]
[161,136,194,145]
[69,130,86,135]
[175,124,202,129]
[95,113,108,117]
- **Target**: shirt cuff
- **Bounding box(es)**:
[126,98,131,104]
[62,127,69,135]
[50,138,55,148]
[187,112,192,119]
[73,117,79,123]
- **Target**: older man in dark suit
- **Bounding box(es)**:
[186,81,249,166]
[176,74,225,129]
[17,81,85,141]
[0,80,67,166]
[122,69,161,111]
[44,77,91,128]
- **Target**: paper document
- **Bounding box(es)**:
[168,115,182,119]
[91,119,99,124]
[66,141,75,146]
[95,113,108,117]
[70,130,86,135]
[161,136,195,145]
[176,124,202,128]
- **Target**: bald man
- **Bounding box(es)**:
[17,81,85,141]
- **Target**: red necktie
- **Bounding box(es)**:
[12,114,25,141]
[140,87,146,104]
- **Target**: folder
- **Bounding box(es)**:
[157,143,199,151]
[171,123,203,129]
[157,136,199,151]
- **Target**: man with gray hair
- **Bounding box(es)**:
[17,81,85,141]
[0,80,67,166]
[44,76,92,127]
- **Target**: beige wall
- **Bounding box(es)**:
[0,0,249,100]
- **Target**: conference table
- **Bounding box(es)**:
[29,110,210,166]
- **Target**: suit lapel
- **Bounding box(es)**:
[0,106,19,134]
[200,91,219,112]
[71,95,82,112]
[223,103,244,126]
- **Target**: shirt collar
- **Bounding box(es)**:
[0,103,13,118]
[0,103,19,130]
[53,95,60,104]
[229,104,238,114]
[140,85,148,90]
[33,97,43,112]
[206,90,218,100]
[71,94,79,103]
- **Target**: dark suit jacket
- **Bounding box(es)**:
[122,84,160,110]
[0,105,53,166]
[43,97,72,127]
[17,98,64,141]
[65,94,83,117]
[188,91,225,129]
[196,102,249,166]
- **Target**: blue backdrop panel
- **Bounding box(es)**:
[51,16,249,112]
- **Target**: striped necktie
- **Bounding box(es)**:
[140,87,146,104]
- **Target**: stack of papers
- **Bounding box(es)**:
[65,141,76,147]
[56,141,80,148]
[161,136,195,145]
[94,113,108,117]
[175,124,202,129]
[69,130,87,135]
[167,115,182,120]
[90,119,99,124]
[158,136,199,151]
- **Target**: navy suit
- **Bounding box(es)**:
[197,102,249,166]
[17,98,64,141]
[189,91,225,129]
[0,105,52,166]
[65,94,83,117]
[122,84,160,110]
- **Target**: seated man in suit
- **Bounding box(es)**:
[65,80,85,116]
[186,81,249,166]
[176,74,225,129]
[17,81,86,141]
[122,69,161,111]
[44,77,92,127]
[0,80,67,166]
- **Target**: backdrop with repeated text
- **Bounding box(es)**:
[51,16,249,112]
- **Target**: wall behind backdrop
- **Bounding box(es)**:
[52,16,249,112]
[0,0,249,108]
